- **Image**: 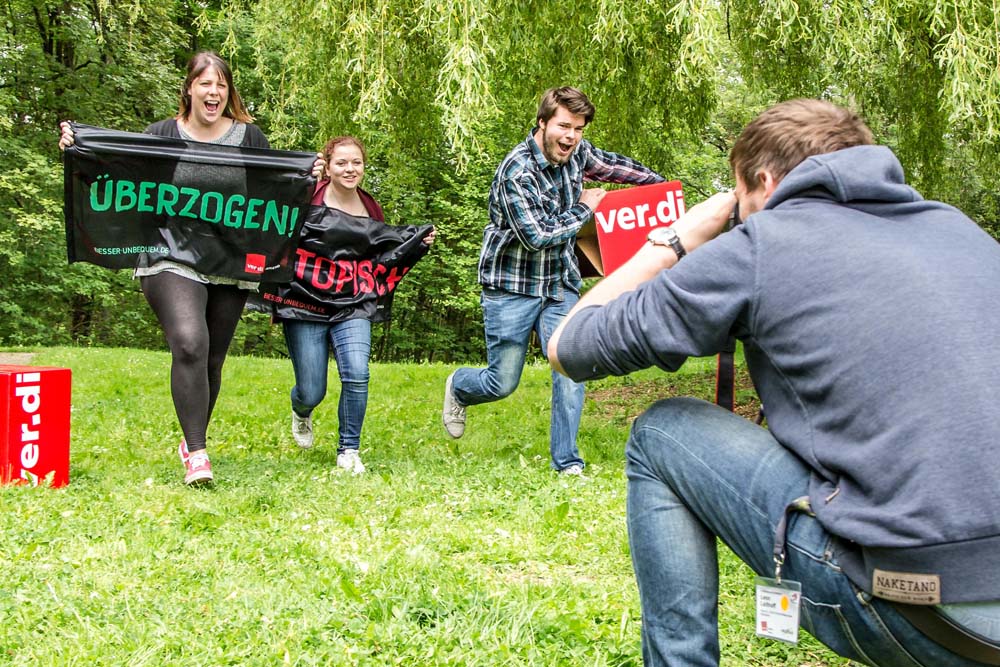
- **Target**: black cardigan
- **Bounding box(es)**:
[144,118,269,148]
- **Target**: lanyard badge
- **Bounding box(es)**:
[755,576,802,644]
[755,496,813,644]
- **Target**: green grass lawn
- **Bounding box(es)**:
[1,347,854,666]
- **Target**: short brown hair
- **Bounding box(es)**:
[730,99,874,190]
[177,51,253,123]
[536,87,596,126]
[321,136,367,165]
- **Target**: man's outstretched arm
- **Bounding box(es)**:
[549,190,736,376]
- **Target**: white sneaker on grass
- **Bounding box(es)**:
[291,411,314,449]
[559,464,585,476]
[336,449,365,475]
[442,371,466,438]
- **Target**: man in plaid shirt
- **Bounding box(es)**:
[442,87,664,474]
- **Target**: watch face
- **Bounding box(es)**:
[648,225,686,259]
[649,226,676,243]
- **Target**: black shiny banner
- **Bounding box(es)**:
[262,206,431,323]
[63,123,315,282]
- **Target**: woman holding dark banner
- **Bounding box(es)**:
[274,136,434,474]
[59,51,322,486]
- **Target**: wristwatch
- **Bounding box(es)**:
[647,226,687,261]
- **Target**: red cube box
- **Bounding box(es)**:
[0,365,71,488]
[576,180,687,277]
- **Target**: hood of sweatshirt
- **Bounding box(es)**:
[766,145,923,211]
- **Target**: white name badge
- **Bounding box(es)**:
[755,577,802,644]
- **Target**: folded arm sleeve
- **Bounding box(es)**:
[500,174,591,251]
[557,228,757,382]
[580,141,665,185]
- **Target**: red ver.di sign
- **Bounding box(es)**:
[577,181,686,276]
[0,366,71,488]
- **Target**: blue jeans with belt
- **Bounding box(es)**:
[626,396,997,667]
[283,318,371,452]
[450,288,586,471]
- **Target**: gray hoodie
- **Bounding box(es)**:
[557,145,1000,603]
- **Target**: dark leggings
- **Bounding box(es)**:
[141,271,249,453]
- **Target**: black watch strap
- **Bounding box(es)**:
[648,226,687,260]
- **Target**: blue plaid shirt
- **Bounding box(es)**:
[479,133,664,299]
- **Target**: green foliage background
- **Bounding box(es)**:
[1,0,997,360]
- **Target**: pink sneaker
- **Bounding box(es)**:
[178,439,190,465]
[184,450,214,486]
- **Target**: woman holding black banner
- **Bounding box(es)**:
[275,136,435,474]
[59,51,323,486]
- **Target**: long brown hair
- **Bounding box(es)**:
[176,51,253,123]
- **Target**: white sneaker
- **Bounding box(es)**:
[442,371,466,438]
[291,411,314,449]
[336,449,365,474]
[559,464,585,476]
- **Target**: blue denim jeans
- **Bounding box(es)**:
[283,318,371,452]
[626,397,993,667]
[451,288,585,470]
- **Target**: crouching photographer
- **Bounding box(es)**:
[548,99,1000,667]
